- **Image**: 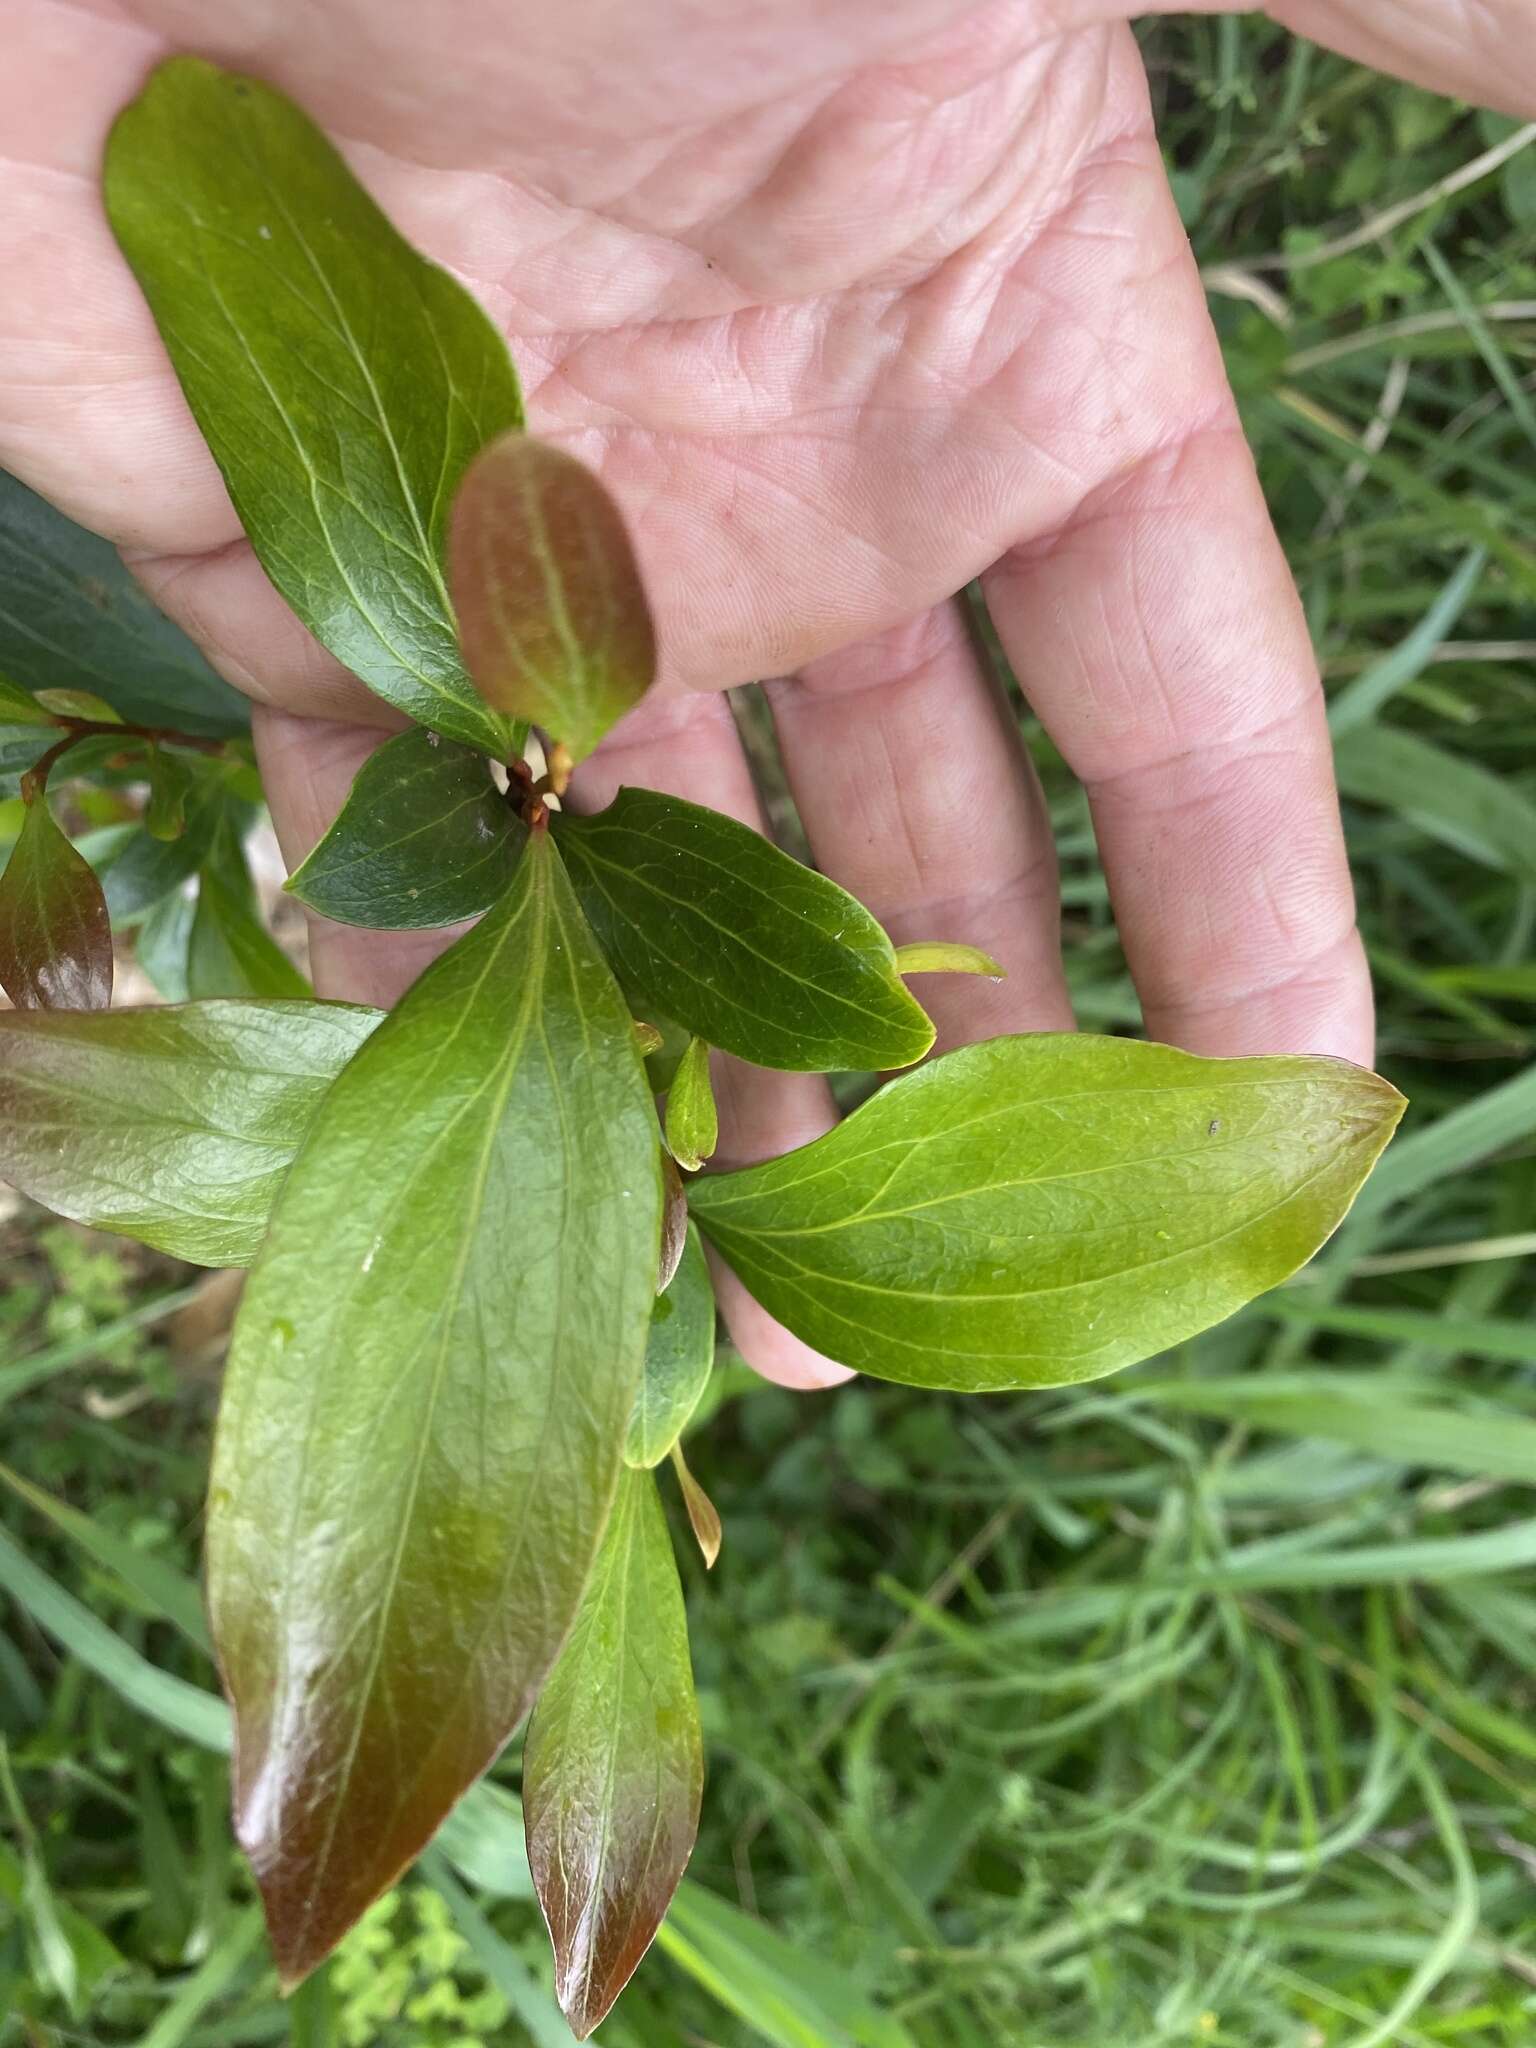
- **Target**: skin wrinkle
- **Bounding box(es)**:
[16,0,1520,1382]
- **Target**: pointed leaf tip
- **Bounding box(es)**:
[524,1468,703,2035]
[448,434,655,763]
[0,796,112,1010]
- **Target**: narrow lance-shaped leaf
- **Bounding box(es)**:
[892,941,1005,979]
[626,1224,716,1470]
[146,747,193,841]
[553,788,935,1072]
[0,466,248,736]
[670,1443,722,1570]
[104,60,521,755]
[523,1466,704,2038]
[689,1035,1406,1391]
[286,728,521,929]
[0,797,113,1011]
[0,1002,381,1267]
[34,689,122,724]
[666,1037,718,1172]
[449,434,655,763]
[208,827,662,1985]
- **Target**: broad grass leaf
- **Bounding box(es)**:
[286,727,520,929]
[666,1036,718,1171]
[552,788,934,1072]
[688,1035,1405,1390]
[104,60,521,755]
[625,1224,716,1470]
[0,1000,381,1266]
[0,798,112,1010]
[449,434,654,762]
[523,1467,703,2038]
[656,1882,917,2048]
[0,467,248,736]
[207,828,662,1985]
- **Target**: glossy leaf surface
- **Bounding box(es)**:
[523,1467,703,2038]
[0,1001,380,1266]
[187,869,311,1000]
[449,435,654,762]
[666,1036,718,1171]
[208,829,662,1984]
[553,789,935,1072]
[105,61,521,755]
[101,786,225,922]
[893,941,1005,979]
[0,467,248,736]
[626,1224,716,1470]
[689,1035,1406,1390]
[286,728,519,928]
[0,799,112,1010]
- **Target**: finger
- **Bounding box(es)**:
[981,203,1371,1066]
[764,601,1074,1051]
[254,708,461,1008]
[576,688,853,1390]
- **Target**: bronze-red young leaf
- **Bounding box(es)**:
[524,1466,704,2036]
[207,829,662,1985]
[0,796,113,1010]
[448,434,655,762]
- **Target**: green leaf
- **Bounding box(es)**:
[0,675,53,726]
[0,1464,211,1653]
[188,866,310,999]
[891,941,1005,979]
[104,59,522,755]
[449,434,654,763]
[0,725,54,798]
[1334,723,1536,884]
[0,999,381,1266]
[552,789,935,1072]
[33,688,123,724]
[523,1466,703,2039]
[656,1883,917,2048]
[145,747,193,840]
[666,1036,718,1171]
[0,796,113,1010]
[207,826,662,1986]
[688,1035,1405,1390]
[134,887,197,1001]
[101,785,225,921]
[626,1224,716,1469]
[0,467,248,736]
[286,727,520,928]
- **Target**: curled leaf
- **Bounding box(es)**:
[626,1224,716,1470]
[448,434,655,762]
[658,1148,689,1295]
[670,1442,722,1569]
[892,941,1005,979]
[666,1036,718,1171]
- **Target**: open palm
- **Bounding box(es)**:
[4,0,1526,1380]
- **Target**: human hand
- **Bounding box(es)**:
[4,1,1526,1383]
